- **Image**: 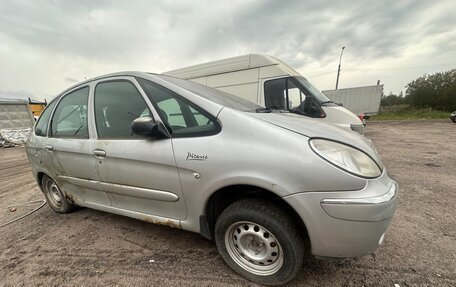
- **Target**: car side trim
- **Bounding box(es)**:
[99,181,179,202]
[58,175,179,202]
[58,175,100,190]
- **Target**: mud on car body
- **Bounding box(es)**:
[26,72,398,285]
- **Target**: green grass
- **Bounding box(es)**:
[369,109,450,120]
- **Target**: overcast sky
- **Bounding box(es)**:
[1,0,455,101]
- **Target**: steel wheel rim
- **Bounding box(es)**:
[46,179,62,208]
[225,221,284,276]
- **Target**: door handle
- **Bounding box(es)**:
[93,149,106,158]
[45,145,53,151]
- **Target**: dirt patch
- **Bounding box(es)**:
[1,120,455,286]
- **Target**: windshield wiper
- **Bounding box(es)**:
[320,100,333,104]
[255,107,272,113]
[321,100,341,107]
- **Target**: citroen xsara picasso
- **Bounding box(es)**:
[26,72,398,285]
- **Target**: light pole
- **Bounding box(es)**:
[335,46,345,90]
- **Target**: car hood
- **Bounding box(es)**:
[248,112,383,167]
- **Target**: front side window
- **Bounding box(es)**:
[50,87,89,138]
[35,99,57,137]
[264,77,307,110]
[287,80,304,109]
[264,78,287,110]
[137,78,220,137]
[94,80,152,139]
[264,77,323,117]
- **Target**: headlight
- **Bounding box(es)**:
[309,139,382,178]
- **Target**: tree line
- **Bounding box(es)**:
[381,69,456,111]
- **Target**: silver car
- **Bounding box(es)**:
[26,72,398,285]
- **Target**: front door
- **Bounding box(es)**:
[91,78,186,220]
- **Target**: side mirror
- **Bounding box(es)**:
[291,97,313,115]
[131,117,169,139]
[292,97,325,118]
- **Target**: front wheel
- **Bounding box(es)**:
[215,199,305,285]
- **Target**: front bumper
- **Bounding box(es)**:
[283,170,398,258]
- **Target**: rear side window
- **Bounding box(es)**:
[35,99,57,137]
[94,80,152,139]
[137,78,220,138]
[50,87,89,138]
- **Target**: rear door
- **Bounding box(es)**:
[91,77,186,220]
[46,86,109,206]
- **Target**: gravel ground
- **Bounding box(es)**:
[1,120,455,286]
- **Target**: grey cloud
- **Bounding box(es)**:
[0,1,159,59]
[64,77,80,83]
[175,0,436,67]
[0,0,449,63]
[0,89,34,99]
[0,0,454,99]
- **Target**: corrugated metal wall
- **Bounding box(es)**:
[323,85,383,115]
[0,102,35,129]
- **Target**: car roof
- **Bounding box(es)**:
[56,71,261,113]
[57,71,151,96]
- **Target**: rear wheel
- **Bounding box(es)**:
[215,199,304,285]
[41,175,76,213]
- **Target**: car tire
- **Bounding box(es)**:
[452,118,456,123]
[41,175,76,213]
[214,199,305,286]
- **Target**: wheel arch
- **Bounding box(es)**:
[36,171,47,191]
[202,184,309,244]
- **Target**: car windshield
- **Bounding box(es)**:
[294,76,330,104]
[153,74,262,112]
